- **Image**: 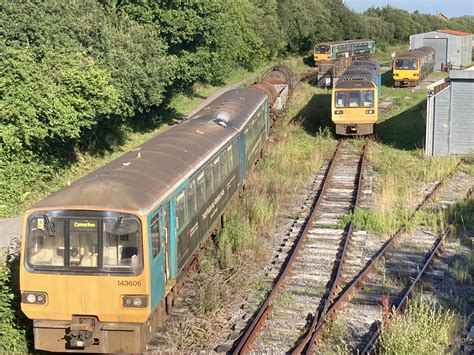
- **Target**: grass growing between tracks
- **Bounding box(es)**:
[379,296,462,354]
[163,82,337,350]
[350,142,460,236]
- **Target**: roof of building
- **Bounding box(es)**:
[436,13,449,21]
[449,69,474,80]
[438,29,471,36]
[30,88,268,215]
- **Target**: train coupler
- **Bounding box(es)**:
[67,316,98,348]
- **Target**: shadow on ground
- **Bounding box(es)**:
[293,92,333,136]
[381,69,394,87]
[376,100,426,150]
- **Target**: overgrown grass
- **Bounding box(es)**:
[379,296,462,354]
[352,143,460,236]
[0,254,29,353]
[317,317,349,355]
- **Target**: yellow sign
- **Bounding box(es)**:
[37,218,44,230]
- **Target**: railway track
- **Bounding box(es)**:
[232,139,368,353]
[295,159,469,354]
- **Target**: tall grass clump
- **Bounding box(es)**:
[356,143,460,236]
[379,297,461,354]
[0,255,28,353]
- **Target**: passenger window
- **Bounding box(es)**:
[187,179,197,218]
[175,190,186,231]
[151,217,160,258]
[196,172,206,208]
[227,145,234,173]
[213,158,221,188]
[205,164,214,199]
[220,152,228,180]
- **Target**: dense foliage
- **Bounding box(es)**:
[0,0,473,216]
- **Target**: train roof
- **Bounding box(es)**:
[30,88,268,215]
[316,39,374,47]
[335,60,379,88]
[396,46,435,59]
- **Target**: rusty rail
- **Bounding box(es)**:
[232,140,343,354]
[293,141,368,354]
[298,159,464,352]
[362,187,473,354]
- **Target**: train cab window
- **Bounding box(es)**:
[395,59,417,70]
[103,218,141,270]
[187,179,197,218]
[335,92,346,108]
[151,217,160,259]
[363,90,374,107]
[175,190,186,231]
[316,45,330,54]
[27,218,65,267]
[349,92,360,107]
[196,172,206,208]
[69,219,98,267]
[213,158,221,188]
[205,164,214,199]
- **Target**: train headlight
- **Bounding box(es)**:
[334,110,343,115]
[365,110,375,114]
[394,73,399,77]
[123,295,148,308]
[414,73,419,77]
[22,291,47,305]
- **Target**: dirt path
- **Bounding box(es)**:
[0,81,246,251]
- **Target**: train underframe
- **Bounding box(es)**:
[335,123,374,136]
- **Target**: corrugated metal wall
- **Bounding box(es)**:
[410,32,473,70]
[426,78,474,156]
[450,81,474,153]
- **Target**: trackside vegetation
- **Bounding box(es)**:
[1,0,473,217]
[161,83,337,349]
[0,252,29,352]
[379,297,461,354]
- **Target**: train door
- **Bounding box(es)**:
[149,209,166,307]
[161,203,171,280]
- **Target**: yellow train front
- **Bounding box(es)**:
[331,61,380,135]
[393,47,435,87]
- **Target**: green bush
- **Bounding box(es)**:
[0,259,28,353]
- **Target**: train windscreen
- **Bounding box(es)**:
[395,58,417,70]
[26,211,142,274]
[315,45,330,54]
[335,90,374,108]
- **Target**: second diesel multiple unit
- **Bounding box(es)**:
[313,39,376,65]
[393,47,435,87]
[332,60,380,135]
[20,68,293,353]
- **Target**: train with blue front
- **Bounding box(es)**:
[20,67,293,352]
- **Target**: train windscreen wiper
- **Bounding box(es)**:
[43,213,55,236]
